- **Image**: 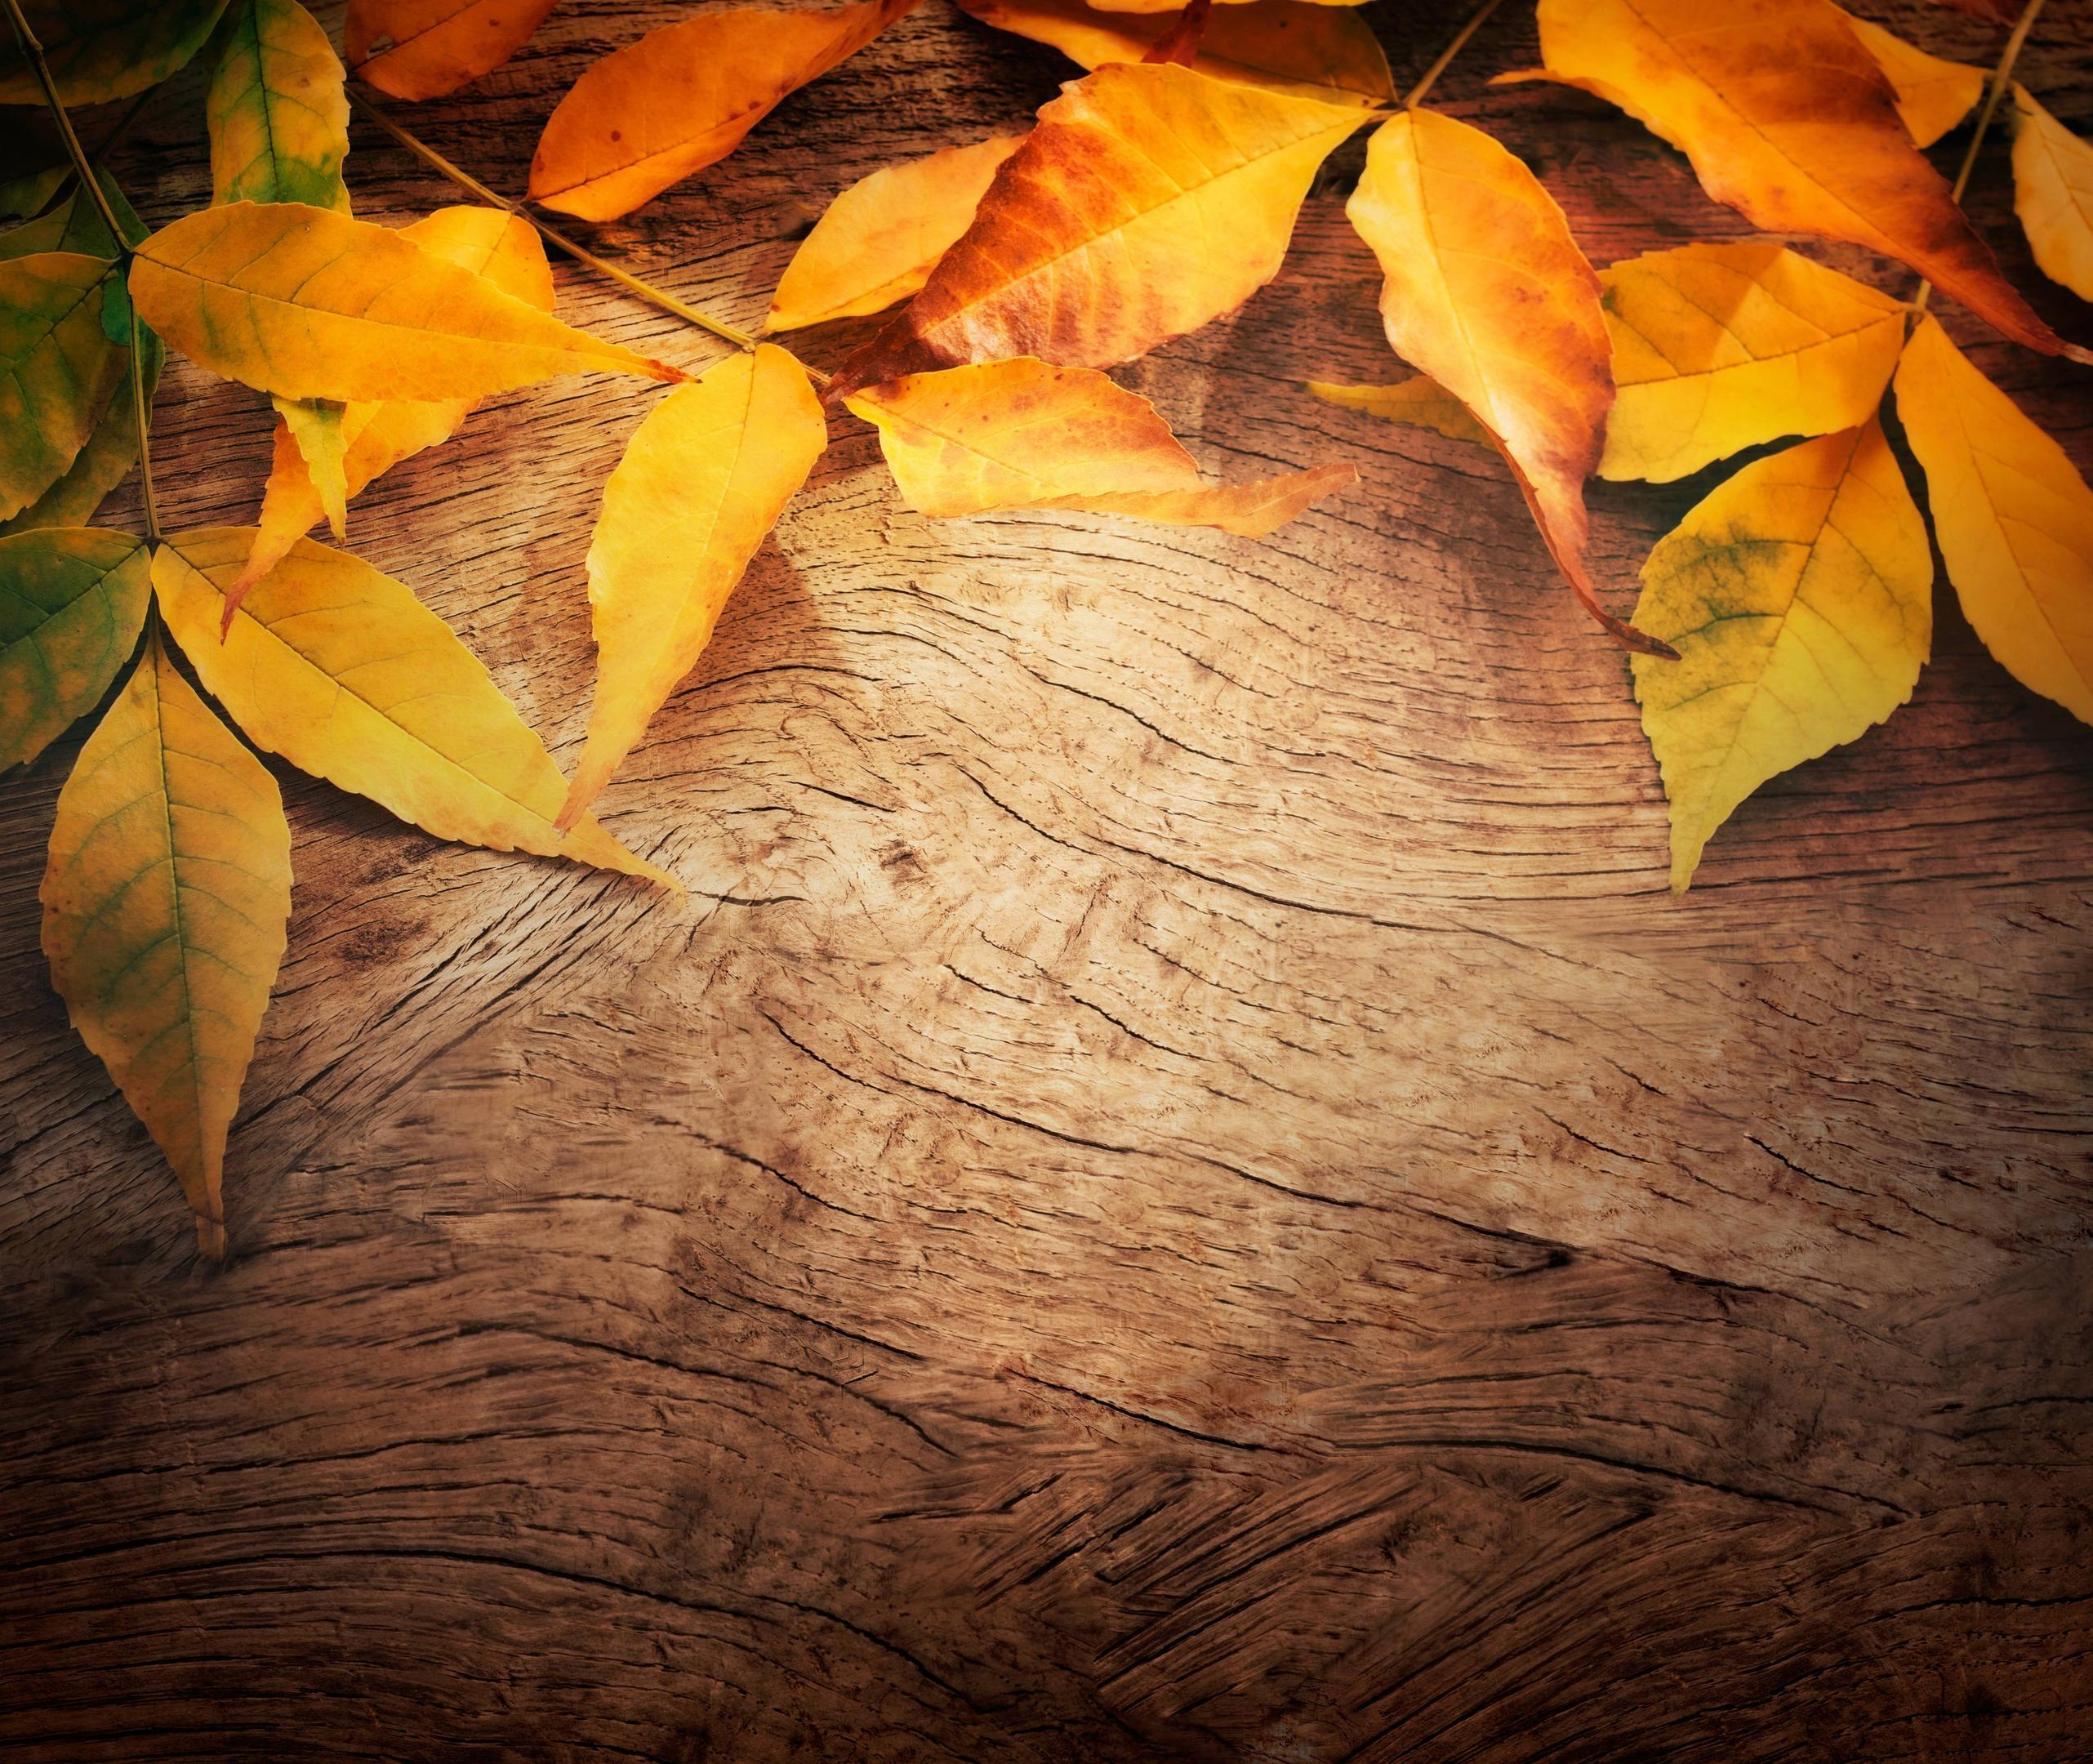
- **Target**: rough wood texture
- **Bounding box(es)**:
[5,3,2093,1758]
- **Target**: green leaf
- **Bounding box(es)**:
[0,252,131,523]
[0,0,230,105]
[206,0,350,211]
[0,525,147,769]
[0,171,147,261]
[0,327,158,535]
[40,626,292,1258]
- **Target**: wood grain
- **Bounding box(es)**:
[4,2,2091,1758]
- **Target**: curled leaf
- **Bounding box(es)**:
[0,252,130,523]
[848,356,1355,533]
[0,0,228,105]
[1599,243,1906,483]
[840,62,1368,388]
[562,345,828,827]
[768,135,1025,332]
[954,0,1392,105]
[1536,0,2086,362]
[41,628,292,1258]
[207,0,350,209]
[1895,317,2093,726]
[130,202,680,403]
[154,528,677,887]
[2011,86,2093,305]
[0,525,148,770]
[1347,109,1658,653]
[346,0,559,100]
[1306,377,1493,448]
[530,0,920,221]
[274,397,349,537]
[1631,419,1932,891]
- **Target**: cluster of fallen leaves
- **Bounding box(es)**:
[0,0,2086,1253]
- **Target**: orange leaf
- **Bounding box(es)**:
[1535,0,2086,362]
[346,0,559,100]
[529,0,920,221]
[847,356,1353,536]
[1346,109,1665,655]
[837,62,1368,390]
[1142,0,1212,65]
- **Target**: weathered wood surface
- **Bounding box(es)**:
[5,2,2093,1758]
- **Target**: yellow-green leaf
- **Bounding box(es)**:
[0,252,130,523]
[1306,377,1493,448]
[0,525,147,769]
[0,169,146,261]
[153,528,677,887]
[2011,85,2093,305]
[273,395,348,536]
[130,203,682,403]
[1631,418,1931,891]
[206,0,351,210]
[849,355,1354,533]
[41,627,291,1257]
[562,345,827,826]
[767,135,1025,332]
[1895,316,2093,726]
[1599,243,1907,483]
[0,0,229,105]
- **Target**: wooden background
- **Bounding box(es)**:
[4,2,2092,1757]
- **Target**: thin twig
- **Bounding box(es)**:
[1913,0,2049,314]
[1405,0,1506,110]
[345,89,825,379]
[126,310,158,541]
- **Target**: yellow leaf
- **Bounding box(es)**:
[1839,11,1982,149]
[273,396,349,537]
[952,0,1392,106]
[1306,377,1493,448]
[768,136,1025,332]
[207,0,350,210]
[346,0,559,100]
[1537,0,2086,363]
[2011,85,2093,305]
[41,628,292,1257]
[0,526,148,769]
[1631,419,1932,891]
[153,528,678,887]
[562,345,827,826]
[1895,316,2093,726]
[1599,243,1906,483]
[850,356,1354,536]
[130,202,680,403]
[233,205,557,606]
[0,0,228,105]
[1346,109,1659,653]
[0,252,129,523]
[529,0,921,221]
[839,62,1367,388]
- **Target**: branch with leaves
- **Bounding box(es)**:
[1,0,2087,1254]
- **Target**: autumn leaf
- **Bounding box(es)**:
[207,0,350,209]
[345,0,559,100]
[560,345,827,827]
[1306,376,1492,448]
[0,0,228,105]
[1598,243,1907,483]
[232,205,557,608]
[954,0,1392,105]
[0,252,130,523]
[1632,419,1932,891]
[1536,0,2087,363]
[1142,0,1212,65]
[1840,11,1982,149]
[839,62,1368,390]
[0,335,157,535]
[275,397,350,537]
[529,0,920,221]
[1081,0,1368,11]
[154,528,676,885]
[1895,316,2093,726]
[1346,108,1661,653]
[2011,86,2093,305]
[130,201,681,403]
[849,356,1353,535]
[768,135,1025,332]
[0,525,148,769]
[40,627,292,1257]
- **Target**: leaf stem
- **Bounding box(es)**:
[1,0,131,249]
[345,91,824,380]
[1404,0,1506,109]
[1913,0,2048,314]
[127,310,159,542]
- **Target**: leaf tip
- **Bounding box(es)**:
[195,1209,228,1259]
